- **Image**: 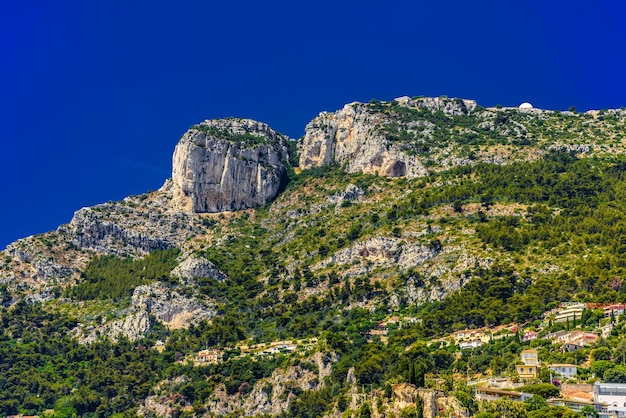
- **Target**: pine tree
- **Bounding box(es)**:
[415,394,424,418]
[414,362,425,388]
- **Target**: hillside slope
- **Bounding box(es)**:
[1,98,626,417]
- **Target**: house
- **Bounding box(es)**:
[555,303,586,323]
[548,398,596,414]
[563,342,584,353]
[194,349,222,364]
[561,331,599,352]
[522,330,538,342]
[453,329,475,342]
[475,387,532,402]
[521,349,539,365]
[543,330,567,341]
[604,304,625,319]
[600,323,615,339]
[261,343,297,356]
[594,382,626,417]
[549,364,578,379]
[276,343,297,352]
[459,340,482,350]
[516,349,539,380]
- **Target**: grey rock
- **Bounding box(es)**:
[299,97,477,178]
[171,118,291,213]
[327,184,365,206]
[78,282,216,342]
[299,102,428,178]
[58,186,204,256]
[171,252,227,283]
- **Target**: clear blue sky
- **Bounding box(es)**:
[1,1,625,249]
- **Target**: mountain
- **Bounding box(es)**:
[1,97,626,417]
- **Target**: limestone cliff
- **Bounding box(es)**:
[171,118,291,213]
[299,96,477,178]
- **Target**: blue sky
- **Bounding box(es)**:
[1,1,625,248]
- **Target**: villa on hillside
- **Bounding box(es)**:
[603,303,625,319]
[475,387,532,402]
[549,364,578,379]
[194,349,222,364]
[548,398,596,415]
[594,382,626,417]
[516,349,539,380]
[543,330,567,341]
[560,331,598,352]
[459,340,483,350]
[555,303,586,323]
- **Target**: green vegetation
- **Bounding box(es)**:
[67,248,180,301]
[3,102,626,416]
[193,123,272,146]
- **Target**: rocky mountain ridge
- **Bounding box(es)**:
[1,97,626,417]
[2,97,626,340]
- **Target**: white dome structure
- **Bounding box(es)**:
[519,102,533,109]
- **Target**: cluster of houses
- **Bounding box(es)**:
[477,381,626,418]
[190,340,303,365]
[476,348,626,417]
[459,302,626,416]
[476,382,626,417]
[451,302,624,353]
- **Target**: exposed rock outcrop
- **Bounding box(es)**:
[76,282,216,342]
[316,236,439,270]
[327,183,365,207]
[59,185,205,256]
[171,252,227,284]
[392,384,439,418]
[299,96,477,178]
[171,118,291,213]
[139,351,338,417]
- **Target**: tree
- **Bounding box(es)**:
[524,395,548,411]
[591,360,614,378]
[604,365,626,383]
[401,404,423,418]
[581,405,599,418]
[518,383,560,398]
[359,402,372,418]
[591,347,612,362]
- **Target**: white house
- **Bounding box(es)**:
[459,340,483,350]
[555,303,586,323]
[594,382,626,417]
[549,364,577,379]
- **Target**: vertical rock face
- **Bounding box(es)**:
[171,118,291,213]
[299,96,477,178]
